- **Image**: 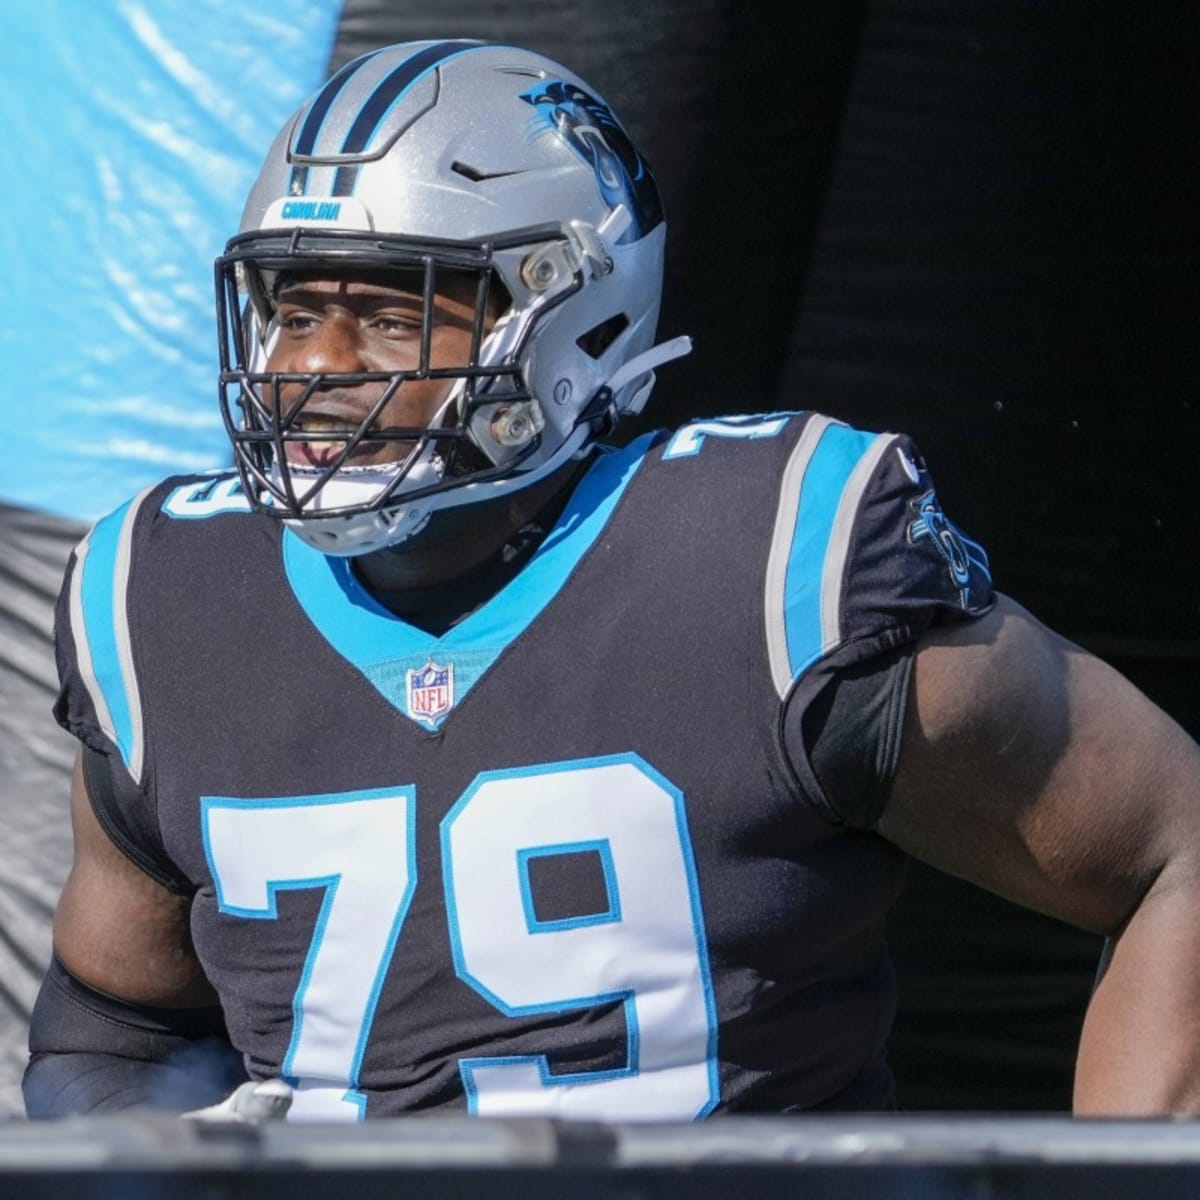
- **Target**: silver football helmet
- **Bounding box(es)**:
[216,39,688,555]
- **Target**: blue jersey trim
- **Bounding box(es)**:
[281,435,654,729]
[783,424,881,679]
[75,494,146,773]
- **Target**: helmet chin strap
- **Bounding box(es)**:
[267,453,447,515]
[280,422,596,556]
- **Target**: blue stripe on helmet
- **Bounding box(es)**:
[331,40,485,197]
[287,49,384,196]
[293,49,384,157]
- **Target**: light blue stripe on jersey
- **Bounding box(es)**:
[282,435,655,727]
[771,421,892,694]
[71,489,150,776]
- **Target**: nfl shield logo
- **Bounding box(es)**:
[406,659,455,726]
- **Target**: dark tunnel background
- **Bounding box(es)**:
[332,0,1198,1110]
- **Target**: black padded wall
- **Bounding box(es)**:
[782,3,1197,1108]
[332,1,873,429]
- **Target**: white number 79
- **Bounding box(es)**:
[203,754,718,1122]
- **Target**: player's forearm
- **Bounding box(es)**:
[1074,866,1200,1114]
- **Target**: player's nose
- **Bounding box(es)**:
[290,312,367,374]
[263,309,367,377]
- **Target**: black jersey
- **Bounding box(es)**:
[54,412,992,1121]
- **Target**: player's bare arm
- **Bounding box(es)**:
[880,593,1200,1113]
[54,750,215,1007]
[23,752,244,1116]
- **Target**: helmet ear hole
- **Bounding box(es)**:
[576,313,629,359]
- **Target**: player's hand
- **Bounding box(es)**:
[181,1078,293,1123]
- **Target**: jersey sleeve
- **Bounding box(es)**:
[832,430,993,646]
[53,493,192,893]
[770,425,994,828]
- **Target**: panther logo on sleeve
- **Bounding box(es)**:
[907,489,992,610]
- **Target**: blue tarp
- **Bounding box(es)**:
[0,0,343,1118]
[0,0,343,520]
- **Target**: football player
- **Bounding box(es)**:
[25,41,1200,1121]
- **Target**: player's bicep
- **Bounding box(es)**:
[55,750,216,1006]
[878,593,1200,935]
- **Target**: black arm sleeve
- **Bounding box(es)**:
[23,956,248,1117]
[786,641,916,830]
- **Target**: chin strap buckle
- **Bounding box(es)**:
[577,386,620,437]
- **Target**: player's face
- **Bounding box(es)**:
[263,271,484,468]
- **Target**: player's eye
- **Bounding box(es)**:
[368,313,423,338]
[278,310,319,333]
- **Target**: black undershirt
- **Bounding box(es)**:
[359,515,558,636]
